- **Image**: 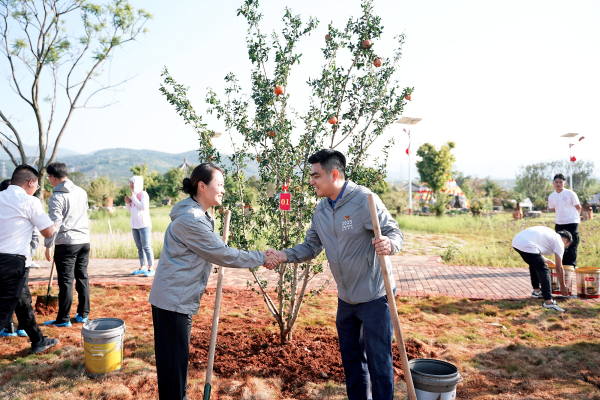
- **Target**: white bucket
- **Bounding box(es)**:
[408,359,462,400]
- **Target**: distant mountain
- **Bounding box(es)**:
[55,148,201,182]
[0,143,80,162]
[0,147,259,182]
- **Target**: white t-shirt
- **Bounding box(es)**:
[512,226,565,258]
[548,189,580,224]
[0,186,53,257]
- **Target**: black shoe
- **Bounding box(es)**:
[31,337,59,353]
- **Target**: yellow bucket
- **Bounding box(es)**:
[81,318,126,378]
[547,265,575,295]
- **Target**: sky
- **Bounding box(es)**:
[1,0,599,181]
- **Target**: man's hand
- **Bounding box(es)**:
[544,258,555,267]
[372,236,392,256]
[263,249,287,270]
[560,285,569,296]
[45,247,52,262]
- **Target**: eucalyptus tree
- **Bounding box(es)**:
[160,0,411,344]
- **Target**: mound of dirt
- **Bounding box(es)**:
[189,326,437,393]
[34,298,58,316]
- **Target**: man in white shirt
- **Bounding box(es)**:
[0,165,60,353]
[512,226,572,312]
[548,173,581,267]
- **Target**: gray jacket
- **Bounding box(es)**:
[283,181,403,305]
[44,179,90,248]
[149,197,266,315]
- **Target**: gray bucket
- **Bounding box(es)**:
[407,358,462,400]
[81,318,126,378]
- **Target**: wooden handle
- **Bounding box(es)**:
[367,194,417,400]
[205,210,231,387]
[46,257,55,297]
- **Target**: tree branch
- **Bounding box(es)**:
[0,138,19,167]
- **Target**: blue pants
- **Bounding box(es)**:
[336,294,394,400]
[132,227,154,267]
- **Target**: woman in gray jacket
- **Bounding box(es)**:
[148,163,276,400]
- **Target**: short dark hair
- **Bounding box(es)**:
[181,163,225,197]
[557,230,572,245]
[308,149,346,177]
[0,179,10,191]
[553,173,566,181]
[11,165,39,186]
[46,162,68,179]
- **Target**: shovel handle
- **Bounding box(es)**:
[204,210,231,390]
[46,256,55,306]
[367,194,417,400]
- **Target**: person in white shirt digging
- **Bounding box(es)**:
[512,226,572,312]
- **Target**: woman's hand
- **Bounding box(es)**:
[124,196,131,204]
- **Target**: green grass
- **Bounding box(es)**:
[396,213,600,268]
[88,206,173,234]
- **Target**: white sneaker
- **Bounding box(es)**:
[531,290,543,299]
[542,300,565,312]
[30,261,41,268]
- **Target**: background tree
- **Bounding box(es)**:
[415,141,456,198]
[515,162,554,204]
[84,175,117,204]
[160,0,412,344]
[0,0,151,197]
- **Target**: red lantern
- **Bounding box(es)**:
[405,148,409,155]
[570,156,576,162]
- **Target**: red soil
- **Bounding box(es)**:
[189,288,437,394]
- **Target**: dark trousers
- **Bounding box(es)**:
[336,295,394,400]
[514,248,552,300]
[152,305,193,400]
[0,255,44,344]
[555,223,579,266]
[55,243,90,324]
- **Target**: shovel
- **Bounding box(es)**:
[367,194,417,400]
[36,256,59,308]
[203,210,231,400]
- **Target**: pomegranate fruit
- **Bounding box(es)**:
[373,58,382,67]
[362,39,372,49]
[274,86,283,96]
[328,116,338,125]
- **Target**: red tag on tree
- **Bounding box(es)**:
[280,192,291,211]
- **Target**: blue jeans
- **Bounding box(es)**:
[132,227,154,267]
[336,294,394,400]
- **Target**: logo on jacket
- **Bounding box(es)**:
[342,216,353,230]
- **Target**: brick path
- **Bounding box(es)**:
[28,256,599,302]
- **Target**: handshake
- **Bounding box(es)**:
[262,249,287,270]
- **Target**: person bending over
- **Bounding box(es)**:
[512,226,572,312]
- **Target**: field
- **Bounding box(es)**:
[1,286,599,399]
[396,214,600,268]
